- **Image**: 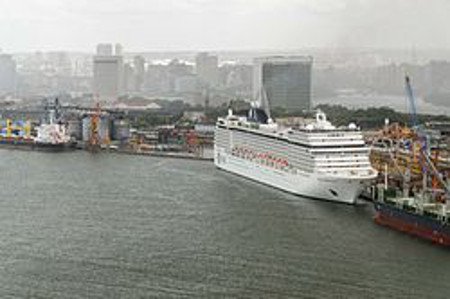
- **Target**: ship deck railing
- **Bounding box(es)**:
[383,196,449,220]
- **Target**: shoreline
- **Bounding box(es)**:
[0,144,214,161]
[115,149,213,161]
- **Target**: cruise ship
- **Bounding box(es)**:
[214,106,377,204]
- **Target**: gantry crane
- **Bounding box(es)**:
[404,75,449,196]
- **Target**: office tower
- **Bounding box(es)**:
[426,60,450,95]
[253,56,313,112]
[195,52,218,87]
[0,54,17,94]
[115,44,123,56]
[96,44,113,56]
[123,62,135,93]
[133,55,145,92]
[93,44,123,101]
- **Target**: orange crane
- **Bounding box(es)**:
[88,102,101,152]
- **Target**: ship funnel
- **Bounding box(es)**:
[49,109,55,125]
[316,110,327,123]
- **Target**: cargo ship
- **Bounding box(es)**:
[0,119,36,149]
[0,99,75,152]
[370,75,450,246]
[374,186,450,246]
[370,124,450,246]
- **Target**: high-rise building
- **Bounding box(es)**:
[115,44,123,56]
[133,55,145,92]
[96,44,113,56]
[195,52,218,88]
[144,64,170,93]
[0,54,17,94]
[46,51,72,77]
[122,62,135,93]
[93,44,123,101]
[426,60,450,94]
[168,59,194,93]
[253,56,313,112]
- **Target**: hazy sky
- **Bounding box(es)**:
[0,0,449,52]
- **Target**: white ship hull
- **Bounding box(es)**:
[215,148,365,204]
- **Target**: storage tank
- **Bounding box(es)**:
[67,119,82,140]
[112,119,131,141]
[99,116,111,143]
[82,116,111,143]
[82,116,91,142]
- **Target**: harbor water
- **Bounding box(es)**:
[0,150,448,298]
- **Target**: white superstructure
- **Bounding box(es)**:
[35,123,70,145]
[214,107,377,204]
[35,105,71,145]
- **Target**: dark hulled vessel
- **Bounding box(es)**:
[374,197,450,246]
[0,98,75,152]
[375,202,450,246]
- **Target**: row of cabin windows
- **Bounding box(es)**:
[230,129,366,150]
[230,150,313,173]
[226,131,370,167]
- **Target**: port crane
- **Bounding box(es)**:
[404,75,450,196]
[87,102,102,152]
[405,76,418,128]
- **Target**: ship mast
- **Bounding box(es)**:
[259,86,272,121]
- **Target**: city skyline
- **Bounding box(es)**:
[0,0,450,52]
